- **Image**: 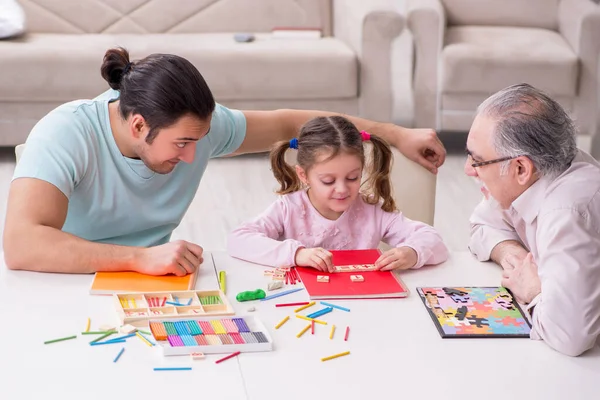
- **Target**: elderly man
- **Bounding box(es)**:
[465,83,600,356]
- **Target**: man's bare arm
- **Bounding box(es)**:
[3,178,141,273]
[235,109,446,174]
[490,240,529,270]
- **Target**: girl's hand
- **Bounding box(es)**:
[375,247,418,271]
[294,247,334,272]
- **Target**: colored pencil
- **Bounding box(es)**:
[294,301,316,313]
[276,302,310,307]
[329,325,335,339]
[154,367,192,371]
[113,348,125,363]
[320,301,350,312]
[344,326,350,341]
[44,335,77,345]
[321,351,350,362]
[275,316,290,329]
[260,288,304,301]
[215,351,241,364]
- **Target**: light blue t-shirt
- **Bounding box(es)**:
[13,89,246,247]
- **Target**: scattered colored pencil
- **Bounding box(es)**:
[136,331,154,347]
[275,316,290,329]
[296,323,311,338]
[311,320,315,335]
[276,302,310,307]
[113,348,125,363]
[154,367,192,371]
[90,331,115,344]
[260,288,304,301]
[321,351,350,362]
[215,351,241,364]
[320,301,350,312]
[296,315,327,325]
[85,318,91,332]
[44,335,77,345]
[344,326,350,341]
[329,325,336,340]
[294,302,316,313]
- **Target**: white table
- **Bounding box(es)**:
[0,252,247,400]
[1,251,598,400]
[211,251,600,400]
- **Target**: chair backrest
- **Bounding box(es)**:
[440,0,559,30]
[15,144,25,164]
[19,0,332,35]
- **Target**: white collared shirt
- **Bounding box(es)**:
[469,150,600,356]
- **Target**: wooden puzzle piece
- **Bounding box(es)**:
[317,275,330,283]
[455,306,468,320]
[120,324,137,334]
[350,275,364,282]
[334,264,378,273]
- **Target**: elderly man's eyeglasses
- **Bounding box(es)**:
[465,151,521,168]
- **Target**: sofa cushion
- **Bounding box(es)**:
[441,0,559,30]
[441,26,578,97]
[0,33,357,102]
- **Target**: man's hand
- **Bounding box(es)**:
[491,240,529,270]
[501,253,541,304]
[394,127,446,174]
[295,247,334,272]
[135,240,204,277]
[375,247,418,271]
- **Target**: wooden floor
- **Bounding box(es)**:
[0,144,481,253]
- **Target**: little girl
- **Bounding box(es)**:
[227,116,448,272]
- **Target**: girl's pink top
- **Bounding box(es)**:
[227,190,448,267]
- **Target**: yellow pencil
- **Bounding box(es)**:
[296,315,327,325]
[329,324,335,339]
[136,332,153,347]
[321,351,350,362]
[294,301,316,313]
[132,298,137,308]
[296,323,311,338]
[275,316,290,329]
[219,271,226,294]
[85,318,91,332]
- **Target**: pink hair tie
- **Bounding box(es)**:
[360,131,371,141]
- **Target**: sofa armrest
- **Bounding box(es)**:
[559,0,600,139]
[407,0,445,130]
[333,0,404,121]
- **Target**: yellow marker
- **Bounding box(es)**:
[296,323,311,338]
[329,325,335,339]
[85,318,91,332]
[136,332,153,347]
[321,351,350,362]
[296,315,327,325]
[219,271,226,294]
[294,301,315,313]
[275,316,290,329]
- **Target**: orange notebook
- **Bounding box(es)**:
[89,271,198,295]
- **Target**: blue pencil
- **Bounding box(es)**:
[307,307,333,319]
[90,339,126,346]
[104,333,136,343]
[260,288,304,301]
[113,347,125,363]
[320,301,351,312]
[153,367,192,371]
[166,301,186,306]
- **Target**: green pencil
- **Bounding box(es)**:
[44,335,77,344]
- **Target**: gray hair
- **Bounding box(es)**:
[477,83,577,177]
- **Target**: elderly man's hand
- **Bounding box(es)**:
[501,252,541,304]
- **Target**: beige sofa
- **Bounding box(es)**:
[0,0,405,147]
[408,0,600,158]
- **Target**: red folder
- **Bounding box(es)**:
[295,249,409,300]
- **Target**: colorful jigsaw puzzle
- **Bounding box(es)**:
[417,287,532,338]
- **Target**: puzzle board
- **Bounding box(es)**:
[149,315,273,356]
[113,290,234,327]
[417,287,532,338]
